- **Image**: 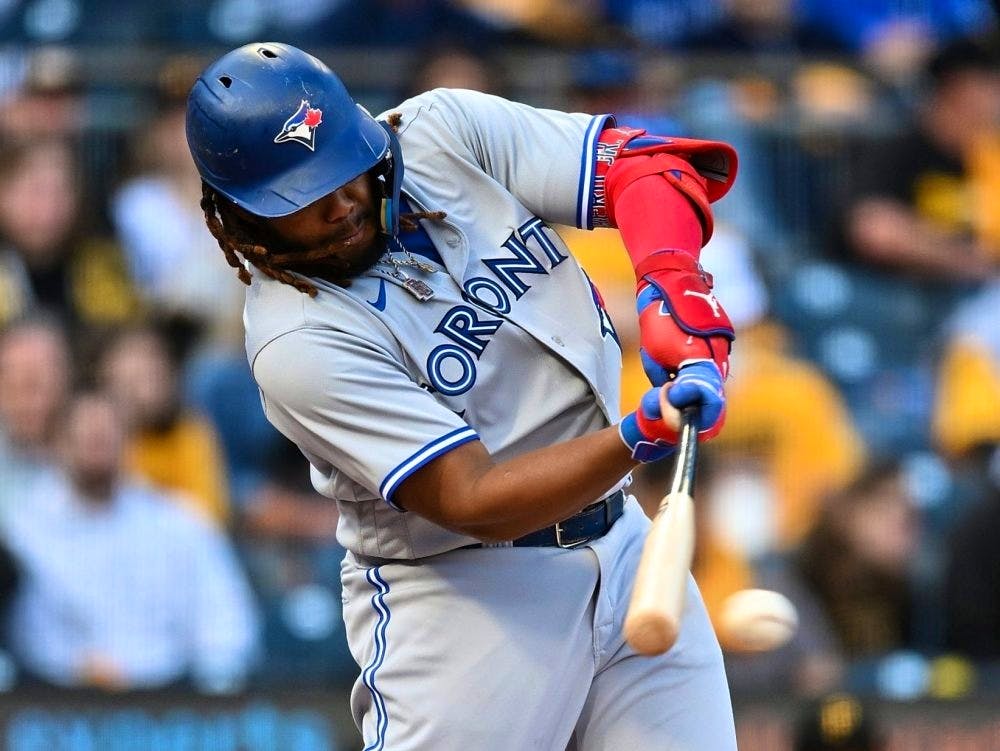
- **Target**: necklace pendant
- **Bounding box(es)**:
[402,276,435,301]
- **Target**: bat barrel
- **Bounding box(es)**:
[623,489,695,654]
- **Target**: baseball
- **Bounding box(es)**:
[718,588,798,652]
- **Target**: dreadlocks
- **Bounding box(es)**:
[201,183,321,296]
[199,112,446,297]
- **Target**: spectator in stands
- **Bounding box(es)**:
[934,280,1000,457]
[275,0,509,49]
[567,48,683,133]
[841,39,1000,281]
[688,450,755,630]
[0,318,71,518]
[185,363,354,687]
[451,0,600,44]
[97,324,229,525]
[3,390,259,691]
[184,349,286,510]
[0,47,86,140]
[238,437,356,687]
[794,460,921,658]
[0,137,138,332]
[601,0,723,48]
[726,462,920,696]
[942,448,1000,658]
[110,56,245,347]
[701,450,845,698]
[709,311,867,550]
[403,42,506,100]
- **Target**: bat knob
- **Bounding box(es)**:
[624,611,679,656]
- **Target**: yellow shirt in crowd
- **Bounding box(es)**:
[126,413,230,525]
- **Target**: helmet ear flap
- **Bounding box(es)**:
[376,120,404,236]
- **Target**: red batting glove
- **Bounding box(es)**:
[635,251,734,385]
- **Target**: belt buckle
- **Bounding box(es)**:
[554,521,589,549]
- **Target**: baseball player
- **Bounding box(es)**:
[187,43,739,750]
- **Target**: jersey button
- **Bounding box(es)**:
[551,335,565,346]
[446,236,459,247]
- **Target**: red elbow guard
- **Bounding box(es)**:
[608,155,709,262]
[593,126,738,265]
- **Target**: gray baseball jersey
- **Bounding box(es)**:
[245,88,736,750]
[248,88,623,559]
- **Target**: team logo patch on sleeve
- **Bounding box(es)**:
[273,100,323,151]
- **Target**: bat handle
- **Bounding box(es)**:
[669,405,700,498]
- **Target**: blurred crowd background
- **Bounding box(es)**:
[0,0,999,748]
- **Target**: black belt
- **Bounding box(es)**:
[473,490,625,549]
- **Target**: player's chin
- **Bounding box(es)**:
[312,235,385,280]
[342,246,385,278]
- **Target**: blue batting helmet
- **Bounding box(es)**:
[186,42,402,231]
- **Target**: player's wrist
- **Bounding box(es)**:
[619,412,677,464]
[619,387,681,463]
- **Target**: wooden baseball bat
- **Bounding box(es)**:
[624,406,700,656]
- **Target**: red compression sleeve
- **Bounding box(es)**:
[612,172,704,264]
[593,126,737,270]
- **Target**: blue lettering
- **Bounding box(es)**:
[427,345,477,396]
[462,277,511,314]
[435,306,503,358]
[520,218,567,267]
[483,229,547,299]
[4,705,335,751]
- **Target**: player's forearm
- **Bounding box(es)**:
[396,427,636,542]
[463,428,636,541]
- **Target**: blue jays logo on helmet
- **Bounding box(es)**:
[187,43,397,221]
[273,100,324,151]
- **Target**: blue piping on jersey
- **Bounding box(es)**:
[380,426,479,508]
[577,114,615,230]
[362,567,391,751]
